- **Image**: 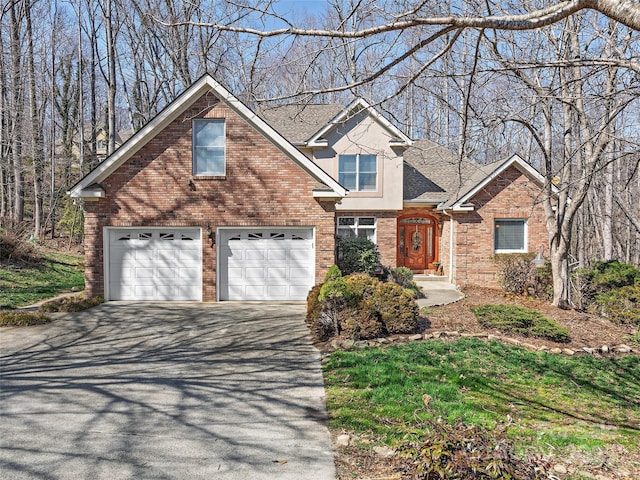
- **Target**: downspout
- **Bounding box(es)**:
[442,208,454,283]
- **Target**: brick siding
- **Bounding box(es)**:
[83,91,336,301]
[452,167,548,287]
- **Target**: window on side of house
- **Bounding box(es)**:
[494,219,527,253]
[193,119,225,176]
[337,216,376,242]
[338,154,377,191]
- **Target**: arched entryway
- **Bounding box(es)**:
[397,213,439,272]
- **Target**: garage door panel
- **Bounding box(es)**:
[267,286,287,298]
[289,249,312,261]
[267,250,287,261]
[179,267,200,279]
[108,229,202,301]
[179,250,201,262]
[290,267,312,280]
[135,249,154,260]
[246,267,266,279]
[157,250,177,261]
[219,228,314,301]
[267,267,286,280]
[135,267,154,279]
[156,268,177,279]
[246,249,266,260]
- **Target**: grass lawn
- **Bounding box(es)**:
[323,337,640,454]
[0,251,84,309]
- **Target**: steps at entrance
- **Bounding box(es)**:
[413,274,449,283]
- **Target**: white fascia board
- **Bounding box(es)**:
[307,139,329,148]
[306,98,412,147]
[450,154,548,210]
[69,74,346,199]
[403,199,442,206]
[313,190,343,199]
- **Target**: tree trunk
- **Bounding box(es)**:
[25,0,45,237]
[10,1,24,223]
[105,0,117,154]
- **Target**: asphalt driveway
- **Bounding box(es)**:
[0,302,335,479]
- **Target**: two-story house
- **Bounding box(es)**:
[69,74,549,302]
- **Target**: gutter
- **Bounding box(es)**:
[441,208,454,284]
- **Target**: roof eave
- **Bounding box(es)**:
[71,74,346,199]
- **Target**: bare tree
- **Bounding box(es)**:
[24,0,45,236]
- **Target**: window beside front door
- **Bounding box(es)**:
[337,216,376,242]
[338,154,377,191]
[193,119,226,176]
[494,219,527,253]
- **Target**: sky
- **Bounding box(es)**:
[271,0,330,21]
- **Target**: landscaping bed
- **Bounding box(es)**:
[323,286,640,479]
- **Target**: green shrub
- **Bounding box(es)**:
[306,284,337,341]
[314,266,353,339]
[574,262,640,319]
[390,266,414,288]
[390,266,425,299]
[589,261,640,289]
[0,310,51,327]
[593,283,640,325]
[306,270,421,341]
[336,236,380,275]
[398,420,545,479]
[343,273,381,299]
[471,304,570,343]
[339,306,385,340]
[318,266,350,304]
[38,295,104,313]
[366,282,420,334]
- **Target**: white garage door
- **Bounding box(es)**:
[107,228,202,301]
[218,229,314,301]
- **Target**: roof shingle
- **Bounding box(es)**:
[258,104,344,144]
[403,139,497,205]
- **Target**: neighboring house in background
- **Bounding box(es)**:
[72,127,135,162]
[69,73,549,302]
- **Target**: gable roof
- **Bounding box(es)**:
[404,140,547,211]
[258,99,412,149]
[447,153,548,210]
[306,98,413,148]
[68,74,346,199]
[258,104,344,145]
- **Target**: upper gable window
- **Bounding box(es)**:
[338,154,377,191]
[494,219,527,253]
[193,119,225,176]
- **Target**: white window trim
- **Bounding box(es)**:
[338,154,378,192]
[193,118,226,176]
[494,219,528,253]
[337,216,377,243]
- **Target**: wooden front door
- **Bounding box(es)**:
[398,216,437,270]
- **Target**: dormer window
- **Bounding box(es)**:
[193,119,225,176]
[338,154,377,191]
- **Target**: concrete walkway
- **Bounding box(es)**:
[0,303,335,480]
[414,276,464,307]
